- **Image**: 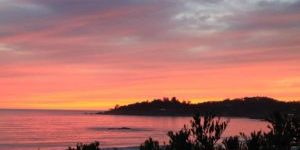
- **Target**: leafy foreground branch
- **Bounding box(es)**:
[67,141,101,150]
[67,112,300,150]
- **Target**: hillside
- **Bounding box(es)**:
[101,97,300,119]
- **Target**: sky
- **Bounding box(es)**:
[0,0,300,110]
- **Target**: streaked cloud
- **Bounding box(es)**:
[0,0,299,109]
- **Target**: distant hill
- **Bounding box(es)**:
[100,97,300,119]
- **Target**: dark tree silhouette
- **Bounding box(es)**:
[102,97,300,119]
[240,112,300,150]
[140,137,160,150]
[67,141,101,150]
[264,112,299,150]
[241,131,266,150]
[139,113,229,150]
[68,112,300,150]
[222,136,242,150]
[167,125,192,150]
[191,113,229,150]
[139,112,299,150]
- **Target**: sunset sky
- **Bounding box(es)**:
[0,0,300,110]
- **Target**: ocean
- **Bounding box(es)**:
[0,109,269,150]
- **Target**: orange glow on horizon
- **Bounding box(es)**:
[1,0,300,110]
[1,60,300,110]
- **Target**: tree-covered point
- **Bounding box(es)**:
[101,97,300,119]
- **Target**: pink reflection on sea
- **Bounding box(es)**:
[0,109,269,150]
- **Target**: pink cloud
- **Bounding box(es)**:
[0,0,300,109]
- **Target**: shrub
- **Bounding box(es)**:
[264,112,299,150]
[67,141,101,150]
[241,131,266,150]
[222,136,241,150]
[140,137,160,150]
[191,113,229,150]
[240,112,300,150]
[167,125,192,150]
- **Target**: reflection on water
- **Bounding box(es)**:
[0,109,269,150]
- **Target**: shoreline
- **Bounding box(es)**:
[95,112,267,120]
[103,147,139,150]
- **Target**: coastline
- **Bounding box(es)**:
[96,112,267,120]
[103,147,138,150]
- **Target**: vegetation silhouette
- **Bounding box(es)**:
[140,137,160,150]
[264,112,299,150]
[240,131,266,150]
[67,141,101,150]
[190,113,229,149]
[101,97,300,119]
[167,125,192,150]
[140,112,299,150]
[222,136,242,150]
[67,112,299,150]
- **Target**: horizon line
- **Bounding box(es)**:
[1,96,299,111]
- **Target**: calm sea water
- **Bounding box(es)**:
[0,109,269,150]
